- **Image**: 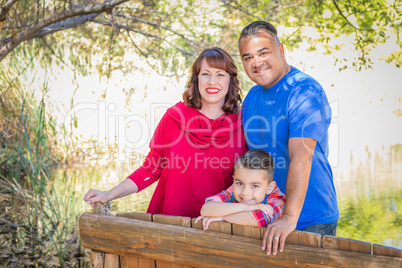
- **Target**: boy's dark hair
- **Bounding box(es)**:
[238,21,280,46]
[234,149,274,182]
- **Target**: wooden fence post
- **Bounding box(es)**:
[90,202,119,268]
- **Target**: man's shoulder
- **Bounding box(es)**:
[243,84,262,105]
[287,66,322,89]
[284,67,326,101]
[246,84,263,95]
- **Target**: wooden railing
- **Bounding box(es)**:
[79,206,402,268]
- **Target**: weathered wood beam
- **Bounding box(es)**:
[79,213,402,268]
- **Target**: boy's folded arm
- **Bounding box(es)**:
[222,212,259,226]
[253,203,274,216]
[200,201,250,217]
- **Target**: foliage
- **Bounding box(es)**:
[0,0,401,79]
[0,164,108,266]
[0,41,145,265]
[0,41,65,180]
[309,0,402,69]
[0,50,84,265]
[0,0,229,76]
[220,0,402,69]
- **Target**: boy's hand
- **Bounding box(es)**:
[203,217,223,230]
[194,216,204,224]
[249,204,274,216]
[195,216,223,230]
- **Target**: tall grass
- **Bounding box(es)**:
[0,50,83,266]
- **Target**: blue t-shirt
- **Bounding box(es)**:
[242,66,339,230]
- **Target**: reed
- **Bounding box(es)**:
[0,59,82,266]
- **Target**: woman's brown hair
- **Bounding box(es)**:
[183,47,242,114]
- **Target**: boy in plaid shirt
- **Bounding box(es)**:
[195,149,286,230]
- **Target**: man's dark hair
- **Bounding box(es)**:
[238,21,280,45]
[234,149,275,182]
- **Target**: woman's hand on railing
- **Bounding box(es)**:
[83,179,139,207]
[83,189,110,206]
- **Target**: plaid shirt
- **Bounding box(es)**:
[205,184,286,227]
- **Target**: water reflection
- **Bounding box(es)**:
[335,144,402,249]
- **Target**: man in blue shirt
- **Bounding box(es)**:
[239,21,339,256]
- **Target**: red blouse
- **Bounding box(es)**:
[128,102,247,218]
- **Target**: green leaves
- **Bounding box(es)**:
[1,0,401,79]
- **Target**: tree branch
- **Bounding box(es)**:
[127,31,149,58]
[29,14,98,40]
[0,0,19,21]
[113,12,205,48]
[219,0,264,21]
[2,15,98,46]
[2,24,30,30]
[0,0,129,62]
[332,0,374,32]
[90,18,163,40]
[90,18,194,55]
[40,37,75,72]
[1,46,39,98]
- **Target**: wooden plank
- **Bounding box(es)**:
[153,214,191,227]
[349,239,371,254]
[137,258,156,268]
[117,213,154,267]
[373,244,402,258]
[104,253,119,268]
[117,212,153,222]
[152,215,191,268]
[90,250,104,268]
[298,231,321,248]
[191,218,232,234]
[191,218,203,230]
[286,230,300,245]
[79,213,402,268]
[232,224,260,239]
[120,255,139,268]
[323,236,349,251]
[156,262,192,268]
[259,227,266,240]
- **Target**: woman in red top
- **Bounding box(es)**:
[83,47,247,218]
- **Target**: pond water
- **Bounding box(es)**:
[70,144,402,251]
[333,145,402,249]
